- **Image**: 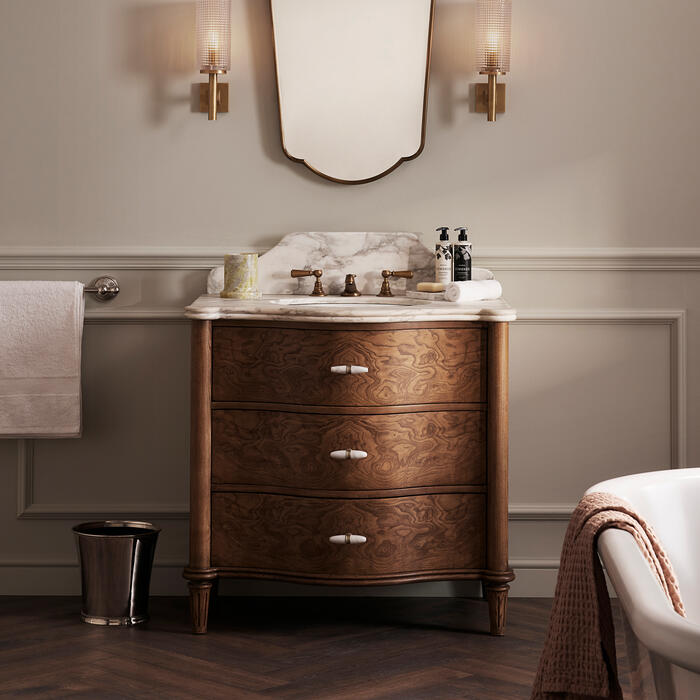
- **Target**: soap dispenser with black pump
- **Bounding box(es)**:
[453,227,472,281]
[435,226,452,285]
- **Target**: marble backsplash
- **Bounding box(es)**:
[208,232,435,296]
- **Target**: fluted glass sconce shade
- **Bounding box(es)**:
[475,0,512,122]
[196,0,231,71]
[476,0,511,74]
[196,0,231,120]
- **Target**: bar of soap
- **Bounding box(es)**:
[416,282,445,292]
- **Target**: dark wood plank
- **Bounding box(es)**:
[0,597,636,699]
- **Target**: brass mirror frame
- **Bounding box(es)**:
[269,0,435,185]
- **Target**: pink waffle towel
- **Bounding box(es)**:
[531,492,685,700]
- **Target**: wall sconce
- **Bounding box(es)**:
[475,0,511,122]
[196,0,231,120]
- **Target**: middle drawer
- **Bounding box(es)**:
[212,409,486,491]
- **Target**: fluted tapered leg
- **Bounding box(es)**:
[188,582,212,635]
[484,583,509,636]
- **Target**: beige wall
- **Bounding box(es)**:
[1,0,699,595]
[2,0,700,250]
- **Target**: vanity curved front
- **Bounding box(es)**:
[183,308,514,636]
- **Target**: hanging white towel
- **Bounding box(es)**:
[0,281,84,438]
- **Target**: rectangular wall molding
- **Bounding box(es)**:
[508,504,575,520]
[16,440,189,519]
[3,246,700,270]
[14,318,190,520]
[3,260,687,597]
[14,308,686,523]
[516,309,687,469]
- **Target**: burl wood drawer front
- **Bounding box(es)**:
[212,409,485,490]
[212,326,485,406]
[211,492,485,577]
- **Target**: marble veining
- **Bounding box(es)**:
[208,231,435,297]
[195,231,516,322]
[185,294,516,322]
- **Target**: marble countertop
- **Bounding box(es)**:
[185,294,517,322]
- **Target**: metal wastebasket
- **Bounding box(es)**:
[73,520,160,626]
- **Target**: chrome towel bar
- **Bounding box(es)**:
[84,276,119,302]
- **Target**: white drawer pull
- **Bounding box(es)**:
[329,533,367,545]
[329,449,368,460]
[330,365,368,375]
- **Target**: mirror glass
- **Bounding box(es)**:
[271,0,434,184]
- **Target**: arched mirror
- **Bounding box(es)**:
[270,0,435,184]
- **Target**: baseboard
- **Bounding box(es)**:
[0,566,556,597]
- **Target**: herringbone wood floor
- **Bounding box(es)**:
[0,596,632,699]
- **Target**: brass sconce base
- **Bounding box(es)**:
[199,82,228,117]
[475,81,506,120]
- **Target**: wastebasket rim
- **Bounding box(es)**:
[72,520,161,537]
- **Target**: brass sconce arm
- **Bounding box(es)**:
[476,72,506,122]
[200,69,228,121]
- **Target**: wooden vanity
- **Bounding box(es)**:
[183,317,513,635]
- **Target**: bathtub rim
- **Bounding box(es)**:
[587,469,700,675]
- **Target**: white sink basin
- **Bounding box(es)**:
[268,296,432,307]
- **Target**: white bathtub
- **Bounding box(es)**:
[586,469,700,700]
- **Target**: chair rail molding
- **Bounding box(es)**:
[2,256,688,596]
[2,246,700,270]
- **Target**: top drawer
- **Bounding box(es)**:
[212,325,485,406]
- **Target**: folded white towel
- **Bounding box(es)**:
[445,273,503,303]
[468,267,496,282]
[0,281,84,438]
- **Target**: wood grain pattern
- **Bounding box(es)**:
[484,583,510,636]
[485,323,512,579]
[212,326,485,406]
[186,319,511,635]
[211,401,485,413]
[214,319,488,331]
[213,484,485,499]
[211,492,485,579]
[3,597,613,699]
[187,320,211,571]
[188,582,212,635]
[212,409,486,491]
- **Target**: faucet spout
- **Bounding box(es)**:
[340,274,361,297]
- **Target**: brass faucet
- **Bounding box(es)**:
[377,270,413,297]
[291,269,326,296]
[340,274,361,297]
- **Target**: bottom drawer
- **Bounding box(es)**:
[211,492,485,580]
